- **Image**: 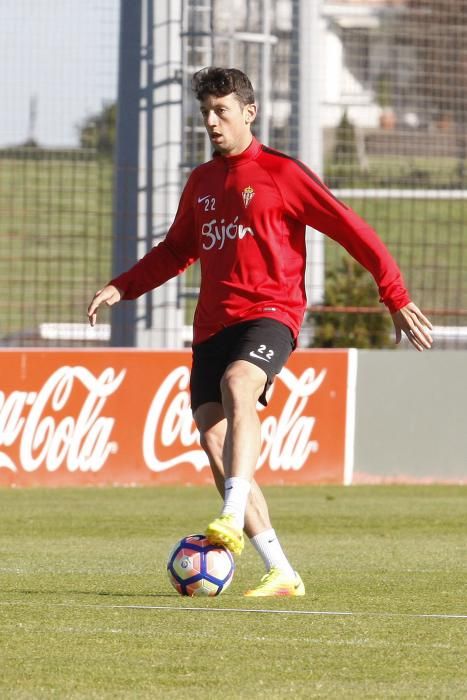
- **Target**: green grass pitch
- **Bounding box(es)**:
[0,485,466,698]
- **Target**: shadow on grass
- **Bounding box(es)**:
[1,588,176,599]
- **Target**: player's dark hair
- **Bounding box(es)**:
[192,67,255,106]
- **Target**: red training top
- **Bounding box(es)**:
[111,138,410,344]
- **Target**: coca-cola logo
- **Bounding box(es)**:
[143,365,325,473]
[0,360,330,480]
[0,366,125,473]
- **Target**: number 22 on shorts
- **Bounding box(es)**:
[249,344,275,363]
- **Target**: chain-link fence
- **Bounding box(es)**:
[0,0,118,346]
[316,0,467,349]
[181,0,467,349]
[1,0,466,348]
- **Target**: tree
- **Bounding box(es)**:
[79,102,116,157]
[333,110,358,166]
[309,257,394,349]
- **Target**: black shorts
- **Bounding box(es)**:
[190,318,295,412]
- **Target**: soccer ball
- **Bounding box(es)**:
[167,534,235,596]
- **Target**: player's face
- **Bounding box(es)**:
[200,93,257,156]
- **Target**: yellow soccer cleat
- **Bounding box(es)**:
[206,514,245,555]
[244,568,305,597]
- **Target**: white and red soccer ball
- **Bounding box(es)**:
[167,534,235,596]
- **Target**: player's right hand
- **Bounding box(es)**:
[87,285,122,326]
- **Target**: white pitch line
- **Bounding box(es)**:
[0,600,466,620]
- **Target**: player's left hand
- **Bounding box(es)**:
[391,302,433,351]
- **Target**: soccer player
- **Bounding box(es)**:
[88,67,433,597]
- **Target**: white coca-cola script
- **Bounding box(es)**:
[0,362,328,478]
[143,365,326,473]
[0,366,125,473]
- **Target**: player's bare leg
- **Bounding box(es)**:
[220,360,266,483]
[194,402,271,537]
[212,360,273,544]
[196,400,304,594]
[203,361,265,551]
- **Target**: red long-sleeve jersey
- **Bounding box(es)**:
[111,137,410,344]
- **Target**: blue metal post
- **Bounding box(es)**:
[111,0,142,346]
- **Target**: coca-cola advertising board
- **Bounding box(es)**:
[0,349,356,487]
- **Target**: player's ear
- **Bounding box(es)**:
[244,103,257,125]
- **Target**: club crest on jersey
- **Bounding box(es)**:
[242,185,255,208]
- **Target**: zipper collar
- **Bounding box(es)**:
[213,137,262,169]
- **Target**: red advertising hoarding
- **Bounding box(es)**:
[0,349,354,486]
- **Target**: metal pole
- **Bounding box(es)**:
[299,0,323,172]
[299,0,325,344]
[144,0,154,330]
[260,0,272,144]
[146,0,184,347]
[111,0,142,346]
